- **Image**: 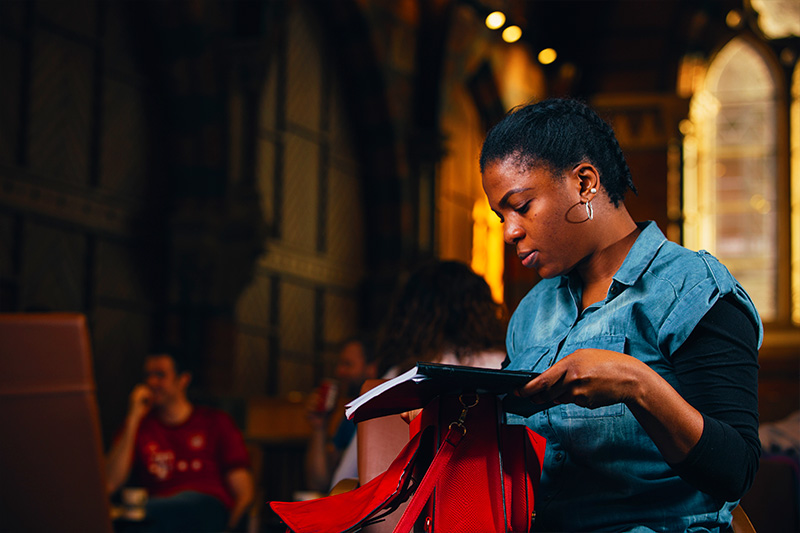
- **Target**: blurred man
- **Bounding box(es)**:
[305,336,378,492]
[105,351,254,532]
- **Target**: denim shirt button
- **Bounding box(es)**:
[554,452,564,461]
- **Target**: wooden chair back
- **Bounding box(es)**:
[0,313,112,533]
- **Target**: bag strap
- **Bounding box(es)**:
[391,423,465,533]
[392,394,479,533]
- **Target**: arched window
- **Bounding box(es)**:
[792,60,800,324]
[683,37,779,321]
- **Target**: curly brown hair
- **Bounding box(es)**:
[376,260,509,376]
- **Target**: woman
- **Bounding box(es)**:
[375,259,509,378]
[329,260,509,489]
[480,98,761,532]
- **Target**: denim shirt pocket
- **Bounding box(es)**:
[506,344,551,373]
[504,344,551,425]
[559,334,627,419]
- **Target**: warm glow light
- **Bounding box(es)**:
[502,25,522,43]
[726,9,742,28]
[485,11,505,30]
[472,199,504,304]
[538,48,557,65]
[750,194,771,214]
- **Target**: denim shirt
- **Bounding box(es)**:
[505,221,763,533]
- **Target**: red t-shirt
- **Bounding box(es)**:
[130,406,250,508]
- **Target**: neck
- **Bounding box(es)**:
[575,212,639,285]
[157,397,193,425]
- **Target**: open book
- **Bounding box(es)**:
[345,362,546,423]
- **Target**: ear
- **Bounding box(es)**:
[178,371,192,390]
[575,163,600,202]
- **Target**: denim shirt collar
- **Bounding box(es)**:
[612,221,666,287]
[559,220,666,295]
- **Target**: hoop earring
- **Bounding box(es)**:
[585,200,594,221]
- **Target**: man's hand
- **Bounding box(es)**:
[106,384,153,494]
[129,384,153,421]
[305,387,334,430]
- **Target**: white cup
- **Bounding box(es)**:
[121,487,148,520]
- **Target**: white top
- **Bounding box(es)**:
[328,349,506,490]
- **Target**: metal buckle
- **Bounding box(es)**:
[448,394,479,436]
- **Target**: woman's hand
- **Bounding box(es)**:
[518,349,648,409]
[518,348,705,463]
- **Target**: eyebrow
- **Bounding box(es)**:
[499,187,533,207]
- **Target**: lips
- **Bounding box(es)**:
[519,250,538,268]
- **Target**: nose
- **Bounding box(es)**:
[504,221,524,245]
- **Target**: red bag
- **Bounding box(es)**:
[270,394,546,533]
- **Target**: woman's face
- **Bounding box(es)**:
[482,156,589,279]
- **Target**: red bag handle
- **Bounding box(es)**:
[391,423,466,532]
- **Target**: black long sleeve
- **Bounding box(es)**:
[669,295,761,501]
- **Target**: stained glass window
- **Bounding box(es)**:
[684,38,778,320]
[792,61,800,324]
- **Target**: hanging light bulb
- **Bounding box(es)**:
[538,48,557,65]
[726,9,742,28]
[502,25,522,43]
[485,11,506,30]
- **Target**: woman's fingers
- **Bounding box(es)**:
[518,366,567,403]
[515,349,637,408]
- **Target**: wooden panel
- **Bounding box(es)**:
[35,0,97,40]
[255,137,277,228]
[0,0,26,31]
[91,305,152,444]
[0,167,138,236]
[323,291,359,345]
[279,280,315,356]
[94,238,150,304]
[758,356,800,423]
[245,396,311,442]
[0,212,15,280]
[625,150,669,234]
[0,36,21,165]
[286,3,322,133]
[103,1,143,81]
[328,80,357,162]
[233,331,270,396]
[235,271,272,329]
[278,356,314,397]
[327,165,365,267]
[29,29,93,185]
[20,220,86,311]
[259,51,281,133]
[100,78,148,196]
[283,134,319,251]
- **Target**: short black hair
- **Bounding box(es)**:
[147,345,193,376]
[479,98,637,206]
[339,333,378,365]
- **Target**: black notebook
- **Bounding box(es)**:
[345,362,550,423]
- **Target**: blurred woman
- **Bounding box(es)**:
[376,259,509,378]
[329,259,509,488]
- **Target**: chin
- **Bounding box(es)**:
[534,265,564,280]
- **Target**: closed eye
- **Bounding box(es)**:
[515,201,530,215]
